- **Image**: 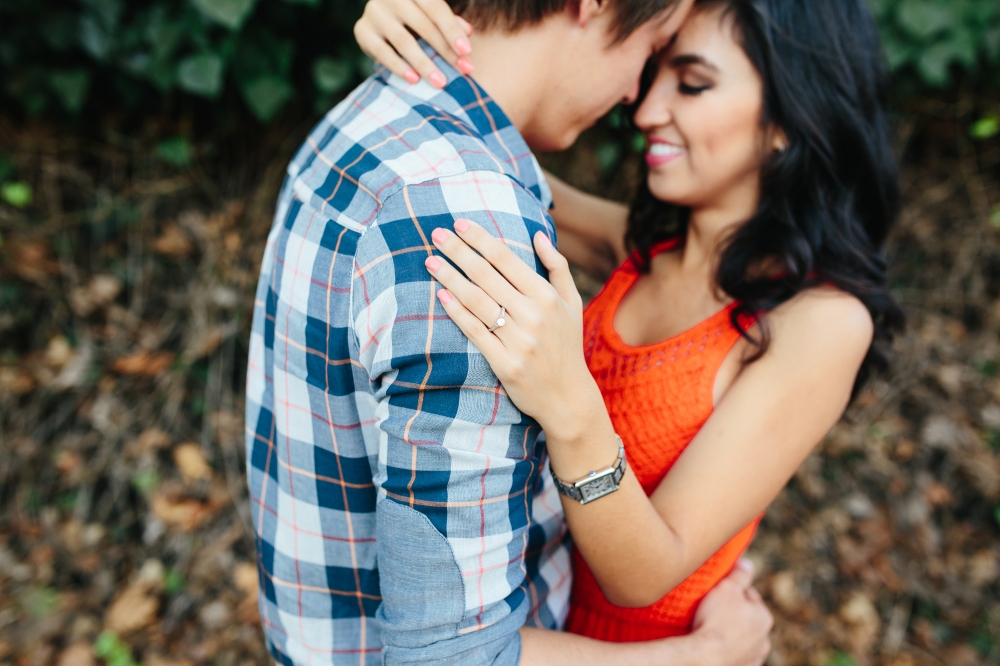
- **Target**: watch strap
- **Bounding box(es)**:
[550,437,627,505]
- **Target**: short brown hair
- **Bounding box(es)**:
[448,0,679,42]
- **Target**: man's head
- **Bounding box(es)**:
[452,0,696,150]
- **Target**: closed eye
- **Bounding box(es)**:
[679,83,711,96]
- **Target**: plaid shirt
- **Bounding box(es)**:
[246,50,571,666]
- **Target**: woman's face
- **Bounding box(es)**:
[634,6,783,214]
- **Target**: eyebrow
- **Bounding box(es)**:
[669,54,720,72]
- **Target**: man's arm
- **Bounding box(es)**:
[353,171,559,665]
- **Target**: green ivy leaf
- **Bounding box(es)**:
[917,42,956,86]
[156,137,193,167]
[241,75,294,121]
[824,653,857,666]
[163,568,185,594]
[970,114,1000,140]
[191,0,258,30]
[177,53,224,97]
[312,57,353,95]
[48,70,91,113]
[1,182,33,209]
[130,469,160,496]
[79,15,113,61]
[896,0,956,41]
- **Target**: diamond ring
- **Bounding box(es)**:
[487,306,506,332]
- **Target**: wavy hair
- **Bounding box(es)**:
[625,0,905,397]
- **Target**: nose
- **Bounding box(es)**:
[622,78,641,106]
[633,80,671,132]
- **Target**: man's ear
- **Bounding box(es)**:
[577,0,611,28]
[771,127,789,153]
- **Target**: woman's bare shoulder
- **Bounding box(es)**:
[767,285,875,362]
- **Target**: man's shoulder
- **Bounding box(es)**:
[284,75,516,230]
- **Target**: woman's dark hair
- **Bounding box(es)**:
[625,0,905,398]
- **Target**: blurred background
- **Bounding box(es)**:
[0,1,998,665]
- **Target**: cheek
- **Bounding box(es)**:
[685,102,764,179]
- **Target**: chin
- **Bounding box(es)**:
[648,179,693,206]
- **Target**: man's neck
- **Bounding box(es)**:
[467,25,559,144]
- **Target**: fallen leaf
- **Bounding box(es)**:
[152,224,194,257]
[233,562,258,596]
[55,643,94,666]
[0,366,35,396]
[173,443,213,483]
[839,592,881,655]
[111,351,175,377]
[770,571,800,613]
[69,275,121,316]
[103,560,164,634]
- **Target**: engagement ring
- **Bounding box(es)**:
[487,306,506,332]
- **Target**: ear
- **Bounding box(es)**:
[576,0,611,28]
[771,127,789,153]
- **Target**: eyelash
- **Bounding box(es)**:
[679,83,711,96]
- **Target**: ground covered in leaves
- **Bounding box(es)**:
[0,93,999,666]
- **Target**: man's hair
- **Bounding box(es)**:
[447,0,679,42]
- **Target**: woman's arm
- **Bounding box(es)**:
[423,221,874,607]
[545,171,630,282]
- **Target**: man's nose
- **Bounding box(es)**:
[622,79,642,106]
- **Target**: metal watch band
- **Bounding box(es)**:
[550,437,627,505]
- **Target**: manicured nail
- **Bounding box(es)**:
[403,70,420,85]
[454,219,470,233]
[425,256,442,272]
[455,37,472,56]
[437,289,452,305]
[429,71,447,89]
[535,231,552,248]
[456,57,475,75]
[431,228,449,244]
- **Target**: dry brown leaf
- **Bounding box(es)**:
[839,592,881,655]
[135,428,171,454]
[233,562,258,597]
[105,586,159,634]
[44,336,74,368]
[55,643,95,666]
[149,487,223,532]
[770,571,800,613]
[173,443,213,483]
[152,224,194,257]
[69,275,122,316]
[9,240,61,283]
[0,366,36,396]
[111,351,175,377]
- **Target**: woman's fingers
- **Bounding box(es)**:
[435,289,508,361]
[424,254,514,336]
[534,232,583,313]
[354,19,420,84]
[430,227,527,315]
[450,220,551,298]
[415,0,475,61]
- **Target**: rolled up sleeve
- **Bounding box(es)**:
[350,172,555,665]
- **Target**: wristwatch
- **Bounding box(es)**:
[550,437,627,505]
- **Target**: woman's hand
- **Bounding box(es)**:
[354,0,475,88]
[424,220,608,445]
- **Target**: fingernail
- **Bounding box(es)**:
[457,17,474,36]
[454,219,470,233]
[403,70,420,85]
[429,71,447,89]
[456,57,475,75]
[431,228,449,244]
[736,559,754,574]
[425,256,442,272]
[455,37,472,56]
[535,231,552,247]
[437,289,452,305]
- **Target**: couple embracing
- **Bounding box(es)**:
[245,0,903,663]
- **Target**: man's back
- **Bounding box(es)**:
[245,59,570,666]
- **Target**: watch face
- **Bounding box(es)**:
[579,473,617,503]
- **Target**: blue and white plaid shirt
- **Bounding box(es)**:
[246,50,571,666]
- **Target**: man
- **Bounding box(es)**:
[245,0,773,663]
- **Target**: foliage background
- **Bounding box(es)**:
[0,1,999,666]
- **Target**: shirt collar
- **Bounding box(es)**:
[376,41,552,209]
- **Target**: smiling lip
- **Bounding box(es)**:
[646,138,685,167]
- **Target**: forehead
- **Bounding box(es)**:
[666,5,740,61]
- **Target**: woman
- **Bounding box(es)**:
[355,0,904,643]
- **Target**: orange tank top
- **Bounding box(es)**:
[565,240,762,642]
